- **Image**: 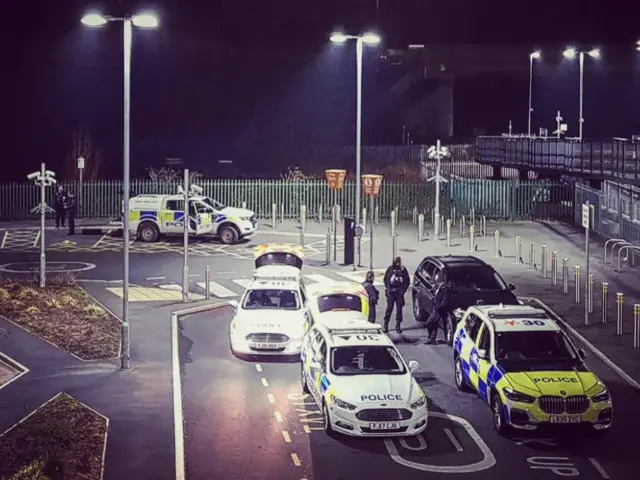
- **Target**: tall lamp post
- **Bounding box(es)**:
[329,32,381,226]
[562,47,600,140]
[528,51,541,136]
[81,11,159,369]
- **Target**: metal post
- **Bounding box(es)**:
[616,293,623,335]
[574,266,581,304]
[446,219,452,247]
[578,51,584,140]
[551,251,558,286]
[417,213,424,241]
[332,205,337,262]
[280,203,284,223]
[182,169,190,302]
[434,139,442,238]
[584,199,590,327]
[362,207,367,233]
[78,160,84,218]
[470,208,475,231]
[481,216,486,237]
[460,215,466,237]
[375,204,379,224]
[394,206,399,225]
[392,234,397,262]
[272,203,277,228]
[204,265,210,300]
[242,201,247,209]
[300,205,306,231]
[493,230,500,257]
[468,225,475,252]
[528,241,536,271]
[514,236,521,264]
[390,210,396,237]
[528,52,534,136]
[601,283,609,324]
[326,229,331,265]
[587,274,594,316]
[319,203,323,224]
[634,305,640,349]
[562,258,569,294]
[440,215,446,238]
[355,37,363,225]
[39,162,46,288]
[300,229,305,248]
[369,196,374,269]
[412,206,418,224]
[540,245,547,277]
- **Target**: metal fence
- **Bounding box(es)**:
[0,178,575,223]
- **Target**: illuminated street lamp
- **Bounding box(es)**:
[562,47,600,139]
[636,40,640,52]
[528,51,541,136]
[330,32,381,226]
[81,11,159,370]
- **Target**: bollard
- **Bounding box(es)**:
[394,206,399,225]
[300,205,307,231]
[280,203,285,223]
[470,208,475,231]
[514,236,522,264]
[204,265,210,300]
[460,215,466,237]
[412,206,418,224]
[446,219,452,247]
[493,230,501,257]
[551,251,558,286]
[587,274,594,314]
[300,229,305,248]
[540,245,547,277]
[574,266,581,303]
[242,201,247,209]
[440,216,446,238]
[361,207,367,233]
[392,234,398,262]
[375,205,379,224]
[417,214,424,241]
[468,225,476,252]
[326,229,332,265]
[319,203,323,224]
[562,258,569,294]
[271,203,277,229]
[616,293,623,335]
[528,242,536,271]
[336,204,341,224]
[390,210,396,237]
[634,305,640,349]
[432,208,435,225]
[452,206,456,225]
[480,215,487,237]
[601,283,609,324]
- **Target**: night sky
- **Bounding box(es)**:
[1,0,639,181]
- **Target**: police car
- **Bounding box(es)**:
[229,244,308,357]
[305,281,370,323]
[452,304,612,435]
[127,186,256,244]
[301,319,428,437]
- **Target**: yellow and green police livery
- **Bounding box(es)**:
[452,304,612,435]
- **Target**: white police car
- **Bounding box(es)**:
[300,319,428,437]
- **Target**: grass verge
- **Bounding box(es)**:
[0,393,108,480]
[0,279,120,360]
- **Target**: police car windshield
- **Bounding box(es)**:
[447,266,507,290]
[243,289,300,310]
[495,331,579,370]
[331,346,406,376]
[202,197,225,210]
[317,294,362,313]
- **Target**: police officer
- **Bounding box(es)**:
[54,186,67,228]
[65,191,76,235]
[362,271,379,323]
[383,256,410,333]
[424,273,452,344]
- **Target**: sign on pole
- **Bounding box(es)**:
[583,202,591,326]
[77,157,85,169]
[581,204,590,229]
[325,169,347,190]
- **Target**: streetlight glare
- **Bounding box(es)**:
[530,51,541,59]
[330,33,348,44]
[132,13,159,28]
[81,13,108,27]
[588,48,600,59]
[563,47,577,59]
[361,33,381,45]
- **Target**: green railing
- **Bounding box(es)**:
[0,179,574,222]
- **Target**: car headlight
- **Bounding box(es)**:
[591,389,610,403]
[240,216,251,221]
[502,387,536,403]
[410,395,427,409]
[330,395,357,411]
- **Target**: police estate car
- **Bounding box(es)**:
[452,305,612,435]
[301,319,428,437]
[229,244,308,357]
[305,281,370,323]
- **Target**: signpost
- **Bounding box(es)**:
[582,201,591,325]
[362,174,383,269]
[427,140,450,238]
[27,164,56,288]
[325,169,347,262]
[183,169,190,302]
[77,156,85,217]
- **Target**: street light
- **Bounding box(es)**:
[562,47,600,139]
[528,50,541,135]
[636,40,640,52]
[81,11,159,370]
[329,32,381,226]
[27,164,56,288]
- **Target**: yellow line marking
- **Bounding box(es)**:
[261,378,269,387]
[33,230,41,247]
[267,393,275,404]
[274,411,283,423]
[93,234,107,248]
[0,231,6,249]
[255,364,263,372]
[282,431,291,443]
[291,453,301,467]
[106,287,203,302]
[303,425,310,434]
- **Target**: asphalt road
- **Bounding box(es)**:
[179,306,636,480]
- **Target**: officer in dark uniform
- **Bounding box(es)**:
[424,273,452,344]
[362,271,379,323]
[383,256,411,333]
[65,191,76,235]
[54,186,67,228]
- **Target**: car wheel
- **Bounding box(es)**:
[413,294,427,322]
[454,356,470,392]
[219,225,238,244]
[301,365,309,394]
[492,392,511,436]
[445,314,455,346]
[138,222,159,242]
[322,401,334,434]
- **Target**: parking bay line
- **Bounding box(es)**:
[196,281,238,298]
[0,231,6,249]
[444,428,463,451]
[588,458,610,479]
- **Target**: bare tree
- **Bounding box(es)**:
[65,126,104,181]
[147,167,204,184]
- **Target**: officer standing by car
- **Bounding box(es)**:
[65,191,76,235]
[54,185,67,229]
[424,273,452,344]
[362,271,379,323]
[383,256,411,334]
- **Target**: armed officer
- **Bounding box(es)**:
[382,256,410,334]
[362,271,379,323]
[424,273,452,344]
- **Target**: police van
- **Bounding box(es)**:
[127,188,256,244]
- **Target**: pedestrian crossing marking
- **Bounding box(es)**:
[233,279,252,289]
[106,286,203,301]
[303,273,338,285]
[0,230,40,249]
[196,281,238,298]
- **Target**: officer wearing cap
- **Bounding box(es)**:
[383,256,410,333]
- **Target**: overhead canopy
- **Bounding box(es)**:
[254,243,304,270]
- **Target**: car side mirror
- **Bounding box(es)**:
[578,348,586,360]
[477,349,488,360]
[408,360,420,373]
[508,283,516,291]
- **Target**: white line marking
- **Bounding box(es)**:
[93,234,107,248]
[267,394,275,404]
[188,274,200,277]
[444,428,463,451]
[33,231,41,247]
[255,364,263,372]
[0,231,7,249]
[196,281,238,298]
[303,425,311,434]
[291,453,301,466]
[159,284,183,291]
[527,297,640,391]
[233,279,252,289]
[304,273,337,285]
[171,314,186,480]
[146,276,166,281]
[261,378,269,387]
[0,352,30,392]
[274,411,283,423]
[588,458,610,479]
[282,431,291,443]
[217,271,236,274]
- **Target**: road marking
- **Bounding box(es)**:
[159,284,183,291]
[444,428,463,451]
[282,431,291,443]
[302,425,324,433]
[233,279,252,289]
[147,276,166,281]
[261,378,269,387]
[274,411,283,423]
[304,273,337,284]
[588,458,610,479]
[255,364,263,372]
[0,231,6,249]
[170,313,186,480]
[107,286,204,302]
[196,281,238,298]
[0,352,30,392]
[32,231,40,247]
[290,453,301,467]
[93,234,107,248]
[188,274,200,277]
[267,394,275,404]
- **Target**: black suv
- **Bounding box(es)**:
[412,255,518,345]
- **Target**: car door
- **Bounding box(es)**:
[424,263,441,314]
[307,333,327,406]
[473,322,494,403]
[413,260,435,312]
[192,200,214,235]
[164,200,183,234]
[460,313,484,391]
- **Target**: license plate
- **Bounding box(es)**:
[550,415,581,424]
[369,422,400,430]
[251,343,278,350]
